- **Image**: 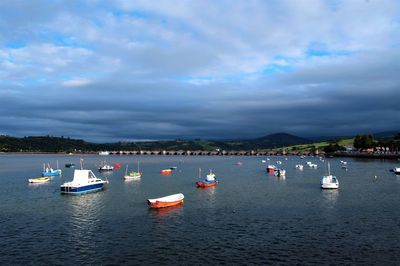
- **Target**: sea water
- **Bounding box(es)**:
[1,154,399,264]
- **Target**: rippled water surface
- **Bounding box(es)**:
[1,154,400,265]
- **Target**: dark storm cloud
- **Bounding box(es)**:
[0,1,399,141]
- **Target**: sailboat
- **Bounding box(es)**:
[321,162,339,189]
[124,162,142,180]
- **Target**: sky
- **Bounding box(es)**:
[0,0,399,142]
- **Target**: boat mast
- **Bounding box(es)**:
[137,161,140,173]
[328,162,331,176]
[199,168,201,179]
[125,164,128,176]
[80,158,83,170]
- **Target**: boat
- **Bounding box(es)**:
[321,162,339,189]
[98,161,114,171]
[276,161,282,165]
[169,166,178,170]
[60,169,109,194]
[65,163,75,168]
[261,160,266,163]
[235,162,243,166]
[295,164,304,170]
[28,177,50,183]
[124,162,142,179]
[42,162,62,177]
[266,165,276,174]
[113,163,121,169]
[196,169,218,187]
[393,167,400,174]
[275,169,286,177]
[99,151,110,156]
[309,163,318,169]
[160,169,172,175]
[147,193,184,208]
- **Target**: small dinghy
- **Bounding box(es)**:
[196,169,218,188]
[29,177,50,183]
[147,193,184,208]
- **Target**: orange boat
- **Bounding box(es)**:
[147,193,184,208]
[160,169,172,175]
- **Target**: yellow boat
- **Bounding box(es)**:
[28,177,51,183]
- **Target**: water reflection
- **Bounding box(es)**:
[65,193,104,253]
[148,204,184,219]
[321,189,339,208]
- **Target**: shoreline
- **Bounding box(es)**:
[1,151,399,160]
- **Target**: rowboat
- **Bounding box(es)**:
[29,177,50,183]
[147,193,184,208]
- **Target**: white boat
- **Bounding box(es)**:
[99,151,110,156]
[393,167,400,174]
[309,163,318,169]
[61,169,109,194]
[98,161,114,171]
[276,161,282,165]
[295,164,304,170]
[321,162,339,189]
[261,160,266,163]
[29,177,50,183]
[275,169,286,177]
[147,193,184,208]
[124,162,142,179]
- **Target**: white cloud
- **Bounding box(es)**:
[62,78,92,87]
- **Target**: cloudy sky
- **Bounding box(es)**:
[0,0,399,142]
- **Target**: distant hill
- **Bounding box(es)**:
[373,130,399,139]
[0,132,314,152]
[255,133,311,148]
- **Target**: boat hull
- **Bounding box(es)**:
[61,183,105,195]
[160,169,172,175]
[42,170,61,177]
[29,177,50,183]
[196,180,218,187]
[148,199,183,208]
[321,183,339,189]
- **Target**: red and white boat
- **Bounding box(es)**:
[196,169,218,188]
[266,165,276,174]
[147,193,184,208]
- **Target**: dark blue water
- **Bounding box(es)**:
[1,154,400,265]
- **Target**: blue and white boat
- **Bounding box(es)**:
[42,162,62,177]
[60,169,109,195]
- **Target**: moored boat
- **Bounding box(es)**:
[29,177,50,183]
[124,162,142,180]
[160,169,172,175]
[196,169,218,187]
[98,161,114,171]
[147,193,184,208]
[321,162,339,189]
[42,162,62,177]
[275,169,286,177]
[99,151,110,156]
[65,163,75,168]
[61,169,109,195]
[266,165,276,174]
[393,167,400,174]
[295,164,304,170]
